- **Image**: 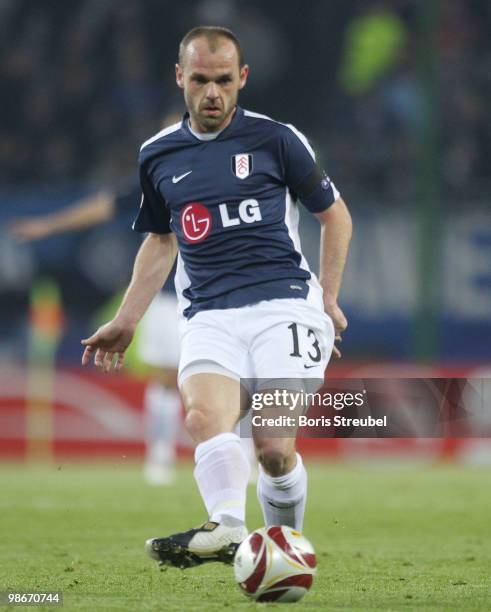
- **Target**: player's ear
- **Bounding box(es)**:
[238,64,249,90]
[176,63,184,89]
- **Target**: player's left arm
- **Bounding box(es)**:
[281,125,352,358]
[315,197,352,358]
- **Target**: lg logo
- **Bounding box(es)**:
[219,199,262,227]
[181,200,262,243]
[180,203,211,243]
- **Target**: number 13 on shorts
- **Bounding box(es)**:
[288,323,322,367]
[250,319,332,379]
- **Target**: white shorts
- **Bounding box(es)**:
[177,288,334,388]
[137,293,181,368]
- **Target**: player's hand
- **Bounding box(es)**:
[81,320,135,372]
[324,302,348,359]
[9,218,53,241]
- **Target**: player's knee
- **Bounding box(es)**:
[184,405,211,441]
[256,443,295,477]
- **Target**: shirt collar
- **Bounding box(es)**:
[183,106,243,141]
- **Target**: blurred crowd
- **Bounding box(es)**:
[1,0,177,186]
[0,0,490,201]
[331,0,491,202]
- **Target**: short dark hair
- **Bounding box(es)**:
[178,26,244,68]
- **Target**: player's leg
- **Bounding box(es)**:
[182,371,251,526]
[142,368,180,485]
[145,308,252,568]
[253,417,308,532]
[146,370,251,568]
[247,297,334,533]
[138,294,181,485]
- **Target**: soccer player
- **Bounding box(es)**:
[81,26,352,569]
[10,178,182,486]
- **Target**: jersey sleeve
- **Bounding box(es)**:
[282,125,340,213]
[132,164,172,234]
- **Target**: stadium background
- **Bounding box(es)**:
[0,0,490,459]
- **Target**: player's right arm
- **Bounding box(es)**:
[82,154,175,371]
[9,192,115,241]
[81,231,177,372]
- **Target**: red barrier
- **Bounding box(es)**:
[1,364,490,461]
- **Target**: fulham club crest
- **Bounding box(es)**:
[232,153,253,180]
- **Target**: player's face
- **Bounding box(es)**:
[176,37,249,133]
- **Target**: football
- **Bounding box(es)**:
[233,525,317,602]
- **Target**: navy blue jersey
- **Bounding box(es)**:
[133,106,340,319]
[115,178,177,295]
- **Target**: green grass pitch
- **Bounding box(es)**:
[1,461,490,611]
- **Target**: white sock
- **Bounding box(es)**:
[257,453,307,531]
[144,382,181,467]
[234,421,258,483]
[194,432,250,525]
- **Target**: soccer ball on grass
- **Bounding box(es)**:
[233,525,316,602]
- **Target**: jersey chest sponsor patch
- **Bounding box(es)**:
[179,199,263,243]
[231,153,253,180]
